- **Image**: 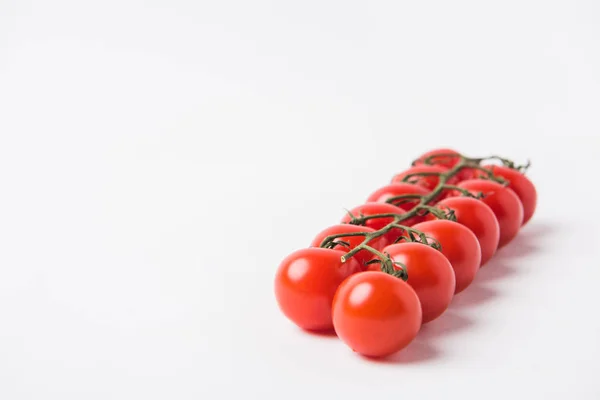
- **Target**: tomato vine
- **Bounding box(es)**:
[318,153,526,279]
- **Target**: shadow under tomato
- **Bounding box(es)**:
[443,221,549,309]
[362,340,440,364]
[365,222,548,363]
[476,260,517,282]
[495,237,540,260]
[302,328,338,339]
[449,242,526,308]
[450,284,498,309]
[494,221,551,260]
[418,311,473,340]
[519,221,555,238]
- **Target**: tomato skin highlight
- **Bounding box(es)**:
[480,165,537,225]
[375,243,455,323]
[455,179,524,248]
[310,225,384,269]
[340,202,409,245]
[366,183,430,212]
[274,248,362,331]
[332,271,422,357]
[411,220,481,293]
[428,197,500,266]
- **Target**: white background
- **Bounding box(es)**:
[1,0,599,399]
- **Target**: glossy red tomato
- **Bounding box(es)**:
[413,148,475,181]
[413,148,462,169]
[340,202,409,245]
[274,248,362,331]
[391,165,453,191]
[480,165,537,225]
[427,197,500,266]
[310,225,384,269]
[455,180,524,247]
[370,243,455,323]
[332,271,422,357]
[366,183,430,212]
[411,220,481,293]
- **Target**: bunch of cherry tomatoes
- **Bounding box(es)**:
[274,148,537,358]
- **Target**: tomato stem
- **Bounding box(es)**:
[332,152,526,280]
[385,193,424,207]
[411,152,461,167]
[318,231,371,248]
[390,224,442,250]
[348,246,408,280]
[347,212,400,225]
[470,155,531,173]
[440,184,480,198]
[414,152,528,172]
[414,204,456,221]
[400,171,443,184]
[464,165,508,184]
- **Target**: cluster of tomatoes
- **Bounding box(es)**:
[274,148,537,358]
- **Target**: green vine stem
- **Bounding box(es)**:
[414,152,530,173]
[400,171,444,184]
[384,193,425,207]
[440,184,483,198]
[318,231,370,248]
[414,205,456,221]
[471,156,531,173]
[363,249,409,280]
[320,221,440,251]
[318,152,526,279]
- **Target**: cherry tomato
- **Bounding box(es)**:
[370,243,455,323]
[413,148,475,181]
[332,271,422,357]
[455,179,524,247]
[411,220,481,293]
[427,197,500,266]
[274,248,362,331]
[340,202,409,245]
[480,165,537,225]
[391,165,454,191]
[310,225,384,269]
[413,148,462,169]
[366,183,430,211]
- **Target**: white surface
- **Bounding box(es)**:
[1,1,599,399]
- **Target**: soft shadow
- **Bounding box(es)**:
[519,221,556,238]
[450,284,498,309]
[361,221,552,362]
[302,328,338,339]
[363,340,440,364]
[419,312,473,340]
[495,236,541,259]
[495,221,555,259]
[475,261,517,283]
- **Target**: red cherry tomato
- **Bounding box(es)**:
[413,148,462,169]
[332,271,422,357]
[455,180,524,248]
[480,165,537,225]
[340,202,409,245]
[371,243,455,323]
[310,225,384,269]
[366,183,430,212]
[411,220,481,293]
[413,148,475,181]
[391,165,453,191]
[427,197,500,266]
[274,248,362,331]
